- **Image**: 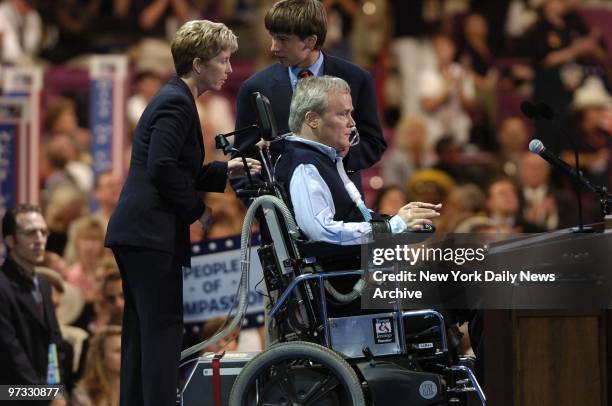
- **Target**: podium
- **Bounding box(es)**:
[484,223,612,406]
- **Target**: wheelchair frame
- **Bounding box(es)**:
[187,92,488,405]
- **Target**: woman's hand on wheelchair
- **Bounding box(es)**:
[397,202,442,231]
[228,157,262,179]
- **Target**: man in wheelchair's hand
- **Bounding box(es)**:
[398,202,442,232]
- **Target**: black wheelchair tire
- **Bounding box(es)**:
[229,341,366,406]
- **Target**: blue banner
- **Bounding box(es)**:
[90,78,114,175]
[0,123,17,261]
[0,123,18,212]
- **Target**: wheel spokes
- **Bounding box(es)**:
[301,373,340,406]
[274,362,301,405]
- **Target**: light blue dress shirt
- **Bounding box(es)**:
[289,52,325,90]
[283,136,407,245]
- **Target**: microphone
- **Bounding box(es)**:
[529,139,598,194]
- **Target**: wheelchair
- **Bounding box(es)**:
[181,93,486,406]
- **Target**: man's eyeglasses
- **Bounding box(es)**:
[17,228,49,238]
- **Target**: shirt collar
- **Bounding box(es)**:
[288,51,325,90]
[285,135,341,162]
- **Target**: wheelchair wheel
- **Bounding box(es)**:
[229,341,366,406]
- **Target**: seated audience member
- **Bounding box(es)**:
[561,77,611,193]
[36,266,89,394]
[517,152,575,230]
[439,184,486,233]
[63,217,109,333]
[381,116,435,188]
[0,0,42,64]
[99,271,124,328]
[64,216,107,304]
[44,184,88,256]
[92,171,123,231]
[198,316,240,354]
[406,169,455,213]
[72,326,121,406]
[495,116,529,177]
[43,251,69,275]
[372,186,408,217]
[0,205,65,388]
[43,98,93,193]
[433,136,465,182]
[275,76,441,245]
[485,178,544,233]
[40,134,82,205]
[418,34,476,146]
[127,70,164,129]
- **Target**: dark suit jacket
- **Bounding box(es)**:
[0,258,63,384]
[233,53,386,189]
[105,76,228,266]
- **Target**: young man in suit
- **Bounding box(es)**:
[0,205,65,398]
[233,0,386,192]
[105,20,260,406]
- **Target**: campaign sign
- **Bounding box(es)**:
[2,67,42,205]
[90,55,128,178]
[0,98,29,260]
[183,234,266,325]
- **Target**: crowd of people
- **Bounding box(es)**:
[1,0,611,404]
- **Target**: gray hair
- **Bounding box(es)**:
[288,75,351,134]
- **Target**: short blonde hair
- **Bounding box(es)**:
[171,20,238,77]
[393,116,427,149]
[77,326,122,405]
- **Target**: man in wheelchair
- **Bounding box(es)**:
[272,74,445,316]
[222,76,485,405]
[275,75,441,247]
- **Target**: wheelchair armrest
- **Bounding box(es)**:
[297,240,362,271]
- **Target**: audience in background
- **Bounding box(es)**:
[0,205,64,391]
[64,216,107,303]
[98,271,124,327]
[419,34,476,146]
[0,0,42,65]
[1,0,611,395]
[485,177,544,233]
[36,266,89,393]
[92,171,123,231]
[126,70,164,129]
[198,316,240,354]
[72,326,121,406]
[382,116,435,188]
[44,184,89,256]
[517,152,575,230]
[372,186,408,217]
[494,116,530,178]
[440,183,486,233]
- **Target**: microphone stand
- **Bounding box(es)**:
[521,100,593,233]
[565,164,612,229]
[568,134,587,232]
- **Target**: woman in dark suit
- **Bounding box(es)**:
[105,20,260,406]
